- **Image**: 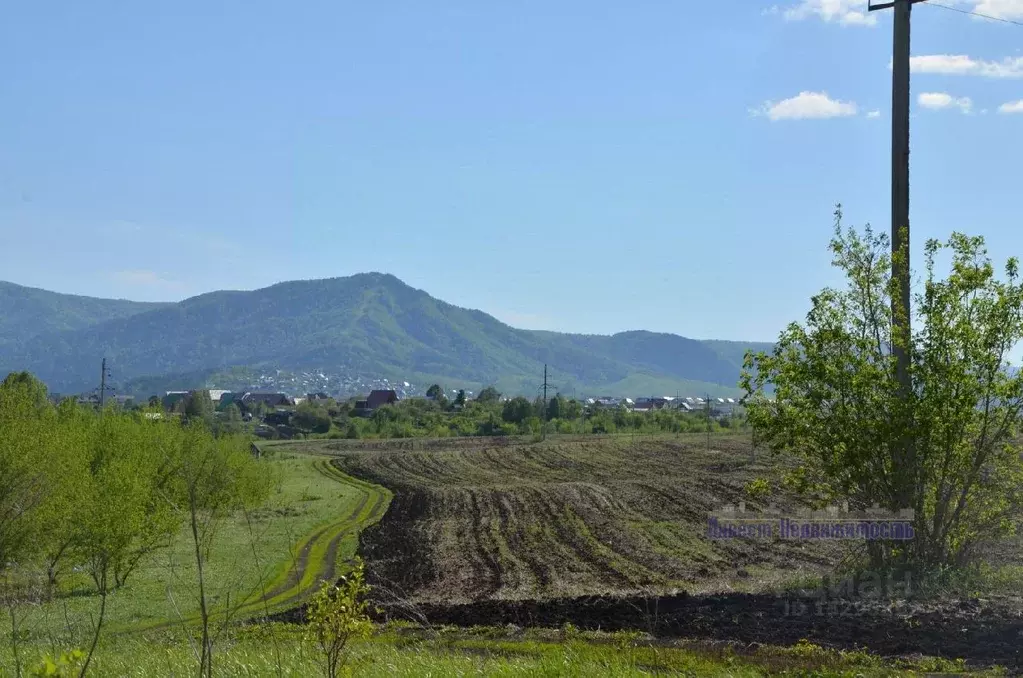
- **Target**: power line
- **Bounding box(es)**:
[924,1,1023,26]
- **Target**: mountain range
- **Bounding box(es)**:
[0,274,773,398]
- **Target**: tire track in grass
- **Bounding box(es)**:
[253,460,374,604]
[134,455,391,633]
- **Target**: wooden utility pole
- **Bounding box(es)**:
[870,0,926,501]
[870,0,924,394]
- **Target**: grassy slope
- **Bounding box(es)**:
[2,273,769,397]
[3,453,370,638]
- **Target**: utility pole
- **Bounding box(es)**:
[98,358,114,411]
[705,393,712,451]
[543,364,548,407]
[869,0,926,499]
[540,365,550,441]
[542,364,547,442]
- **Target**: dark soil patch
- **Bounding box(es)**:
[268,590,1023,669]
[404,593,1023,669]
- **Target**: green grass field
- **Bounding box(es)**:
[2,451,389,644]
[3,624,995,678]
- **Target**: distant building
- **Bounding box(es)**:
[208,389,232,403]
[634,397,674,411]
[305,392,331,401]
[594,397,628,408]
[264,410,292,427]
[355,389,399,416]
[240,392,294,408]
[163,391,190,410]
[367,389,398,409]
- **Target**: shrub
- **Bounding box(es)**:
[744,478,771,501]
[305,559,374,678]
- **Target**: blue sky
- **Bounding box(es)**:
[2,0,1021,342]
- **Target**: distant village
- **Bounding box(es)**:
[54,387,742,414]
[52,386,744,442]
[46,366,752,431]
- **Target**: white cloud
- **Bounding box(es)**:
[754,91,859,120]
[918,92,973,112]
[867,110,882,118]
[777,0,1023,26]
[908,54,1023,78]
[999,99,1023,113]
[971,0,1023,20]
[782,0,877,25]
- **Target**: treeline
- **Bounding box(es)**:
[280,385,745,440]
[0,371,269,675]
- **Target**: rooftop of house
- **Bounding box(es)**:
[366,389,399,409]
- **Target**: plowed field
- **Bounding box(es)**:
[293,435,846,603]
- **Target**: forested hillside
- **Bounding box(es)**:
[0,274,772,396]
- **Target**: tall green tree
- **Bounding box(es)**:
[742,210,1023,568]
[294,401,331,434]
[425,384,443,399]
[215,402,244,437]
[476,386,501,405]
[37,400,94,590]
[76,413,180,591]
[502,397,534,424]
[547,394,565,420]
[1,371,49,408]
[185,389,215,425]
[0,373,55,568]
[73,413,182,677]
[169,424,270,678]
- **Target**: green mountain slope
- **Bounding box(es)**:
[0,273,773,397]
[0,281,169,349]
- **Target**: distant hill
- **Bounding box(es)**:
[0,281,168,350]
[0,273,773,397]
